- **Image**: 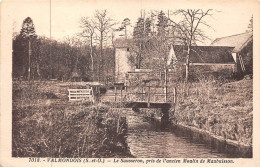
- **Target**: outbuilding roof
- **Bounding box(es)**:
[210,32,253,53]
[173,45,235,64]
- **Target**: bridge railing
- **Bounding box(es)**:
[102,85,176,105]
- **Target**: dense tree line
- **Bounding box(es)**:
[13,17,115,82]
[130,10,182,71]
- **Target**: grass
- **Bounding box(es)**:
[172,77,253,146]
[12,81,132,158]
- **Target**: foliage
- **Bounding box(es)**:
[12,34,115,81]
[14,12,116,82]
[20,17,37,40]
[156,11,168,36]
[132,18,145,68]
[246,16,253,32]
[13,17,38,79]
[118,18,131,38]
[131,11,170,70]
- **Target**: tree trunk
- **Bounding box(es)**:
[137,42,142,69]
[185,44,191,83]
[90,36,94,80]
[137,53,140,69]
[28,40,31,80]
[36,63,40,78]
[100,32,103,82]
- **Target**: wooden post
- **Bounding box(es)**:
[164,67,168,103]
[120,86,123,104]
[117,115,120,133]
[148,83,150,108]
[160,71,162,86]
[153,87,156,102]
[114,86,117,102]
[174,87,176,104]
[141,87,144,102]
[125,74,129,92]
[96,87,99,102]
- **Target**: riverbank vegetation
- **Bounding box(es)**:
[12,81,132,157]
[172,78,253,146]
[125,67,253,147]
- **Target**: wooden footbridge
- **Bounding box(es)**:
[68,80,176,125]
[100,81,176,126]
[101,82,176,109]
[68,71,176,126]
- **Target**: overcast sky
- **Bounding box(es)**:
[5,0,253,45]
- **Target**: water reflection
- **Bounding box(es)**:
[124,109,250,158]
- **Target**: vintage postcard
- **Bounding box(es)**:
[1,0,260,166]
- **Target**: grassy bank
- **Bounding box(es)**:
[12,81,132,157]
[172,78,253,146]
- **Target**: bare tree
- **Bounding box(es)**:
[93,10,116,81]
[170,9,213,82]
[80,17,95,79]
[63,36,80,79]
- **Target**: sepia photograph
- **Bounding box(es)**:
[1,0,260,166]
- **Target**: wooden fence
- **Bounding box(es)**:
[68,88,94,103]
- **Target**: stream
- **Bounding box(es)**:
[122,109,251,158]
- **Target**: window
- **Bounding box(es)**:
[127,48,130,51]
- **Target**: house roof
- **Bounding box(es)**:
[173,45,235,64]
[114,38,133,48]
[210,32,253,53]
[114,37,236,64]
